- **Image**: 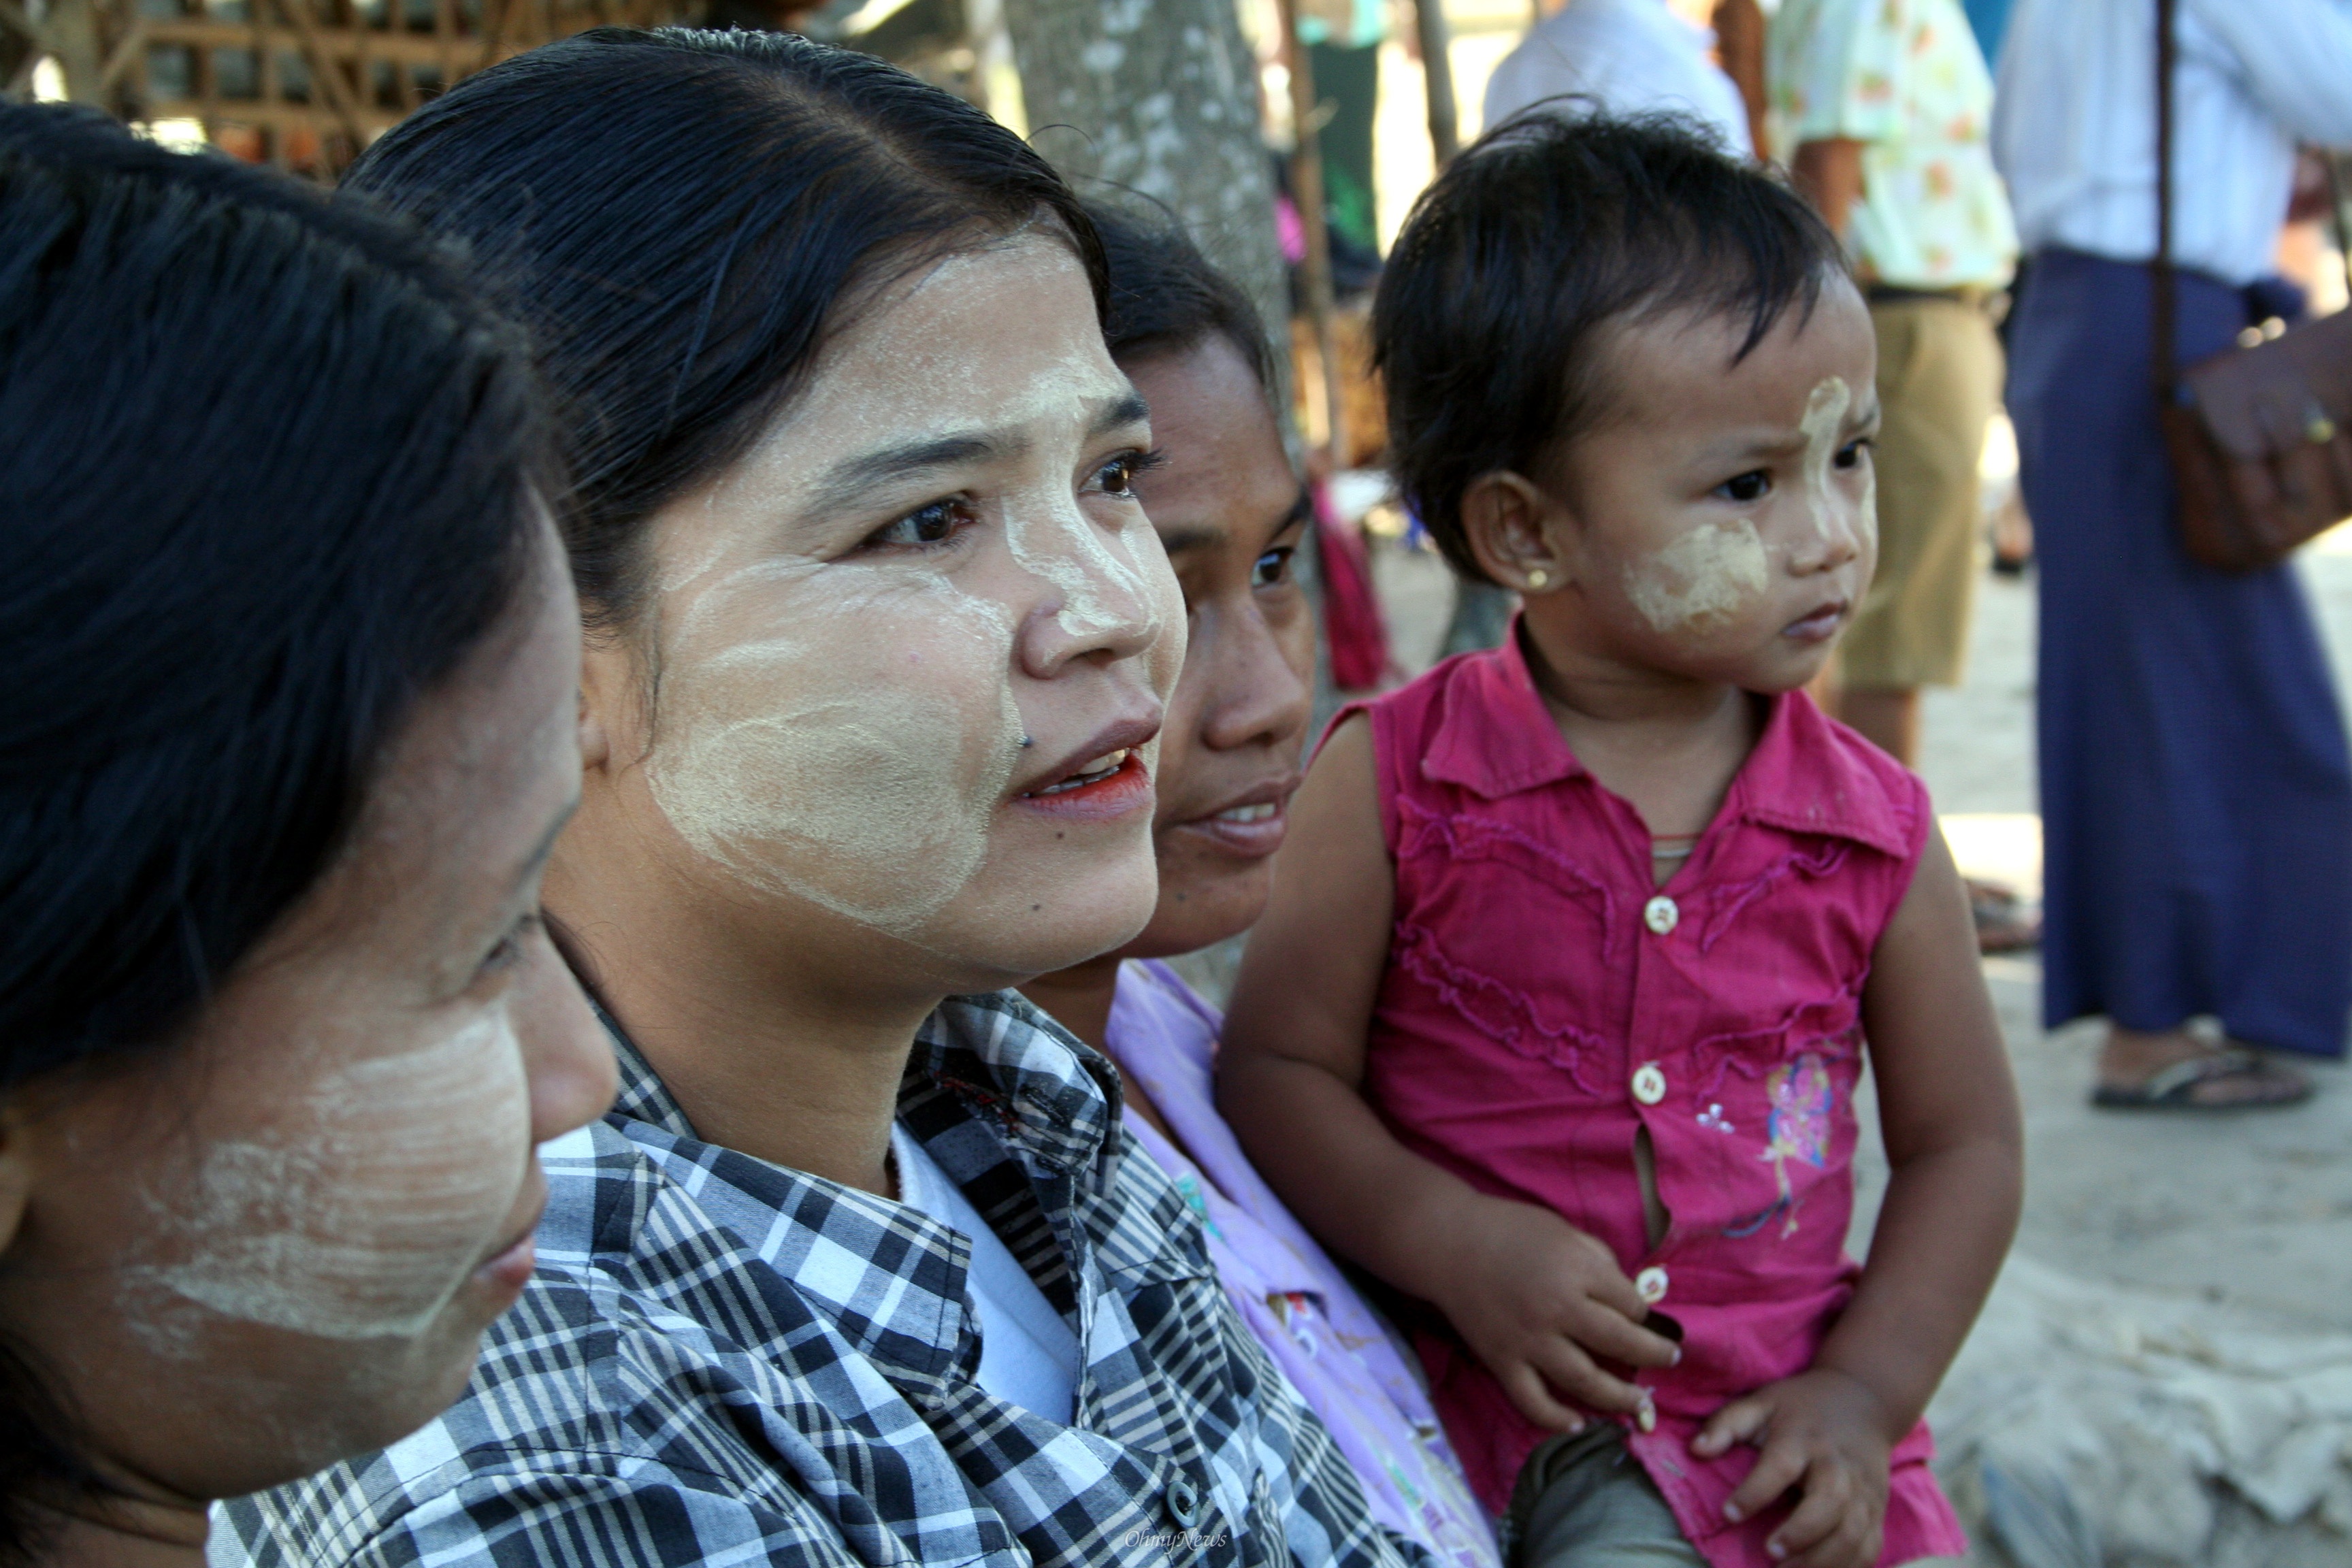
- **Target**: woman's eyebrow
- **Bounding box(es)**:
[800,391,1152,520]
[1088,389,1151,438]
[512,794,582,892]
[806,432,1003,515]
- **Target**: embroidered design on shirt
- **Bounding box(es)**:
[1173,1173,1225,1242]
[1268,1290,1320,1356]
[1725,1052,1834,1239]
[1696,1102,1735,1133]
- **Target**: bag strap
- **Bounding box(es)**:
[2153,0,2178,406]
[2327,152,2352,304]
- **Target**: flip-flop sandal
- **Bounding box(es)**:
[1967,879,2042,954]
[2090,1047,2315,1111]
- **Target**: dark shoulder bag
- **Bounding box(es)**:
[2155,0,2352,572]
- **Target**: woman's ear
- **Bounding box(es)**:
[576,638,630,776]
[0,1099,35,1259]
[1460,470,1571,595]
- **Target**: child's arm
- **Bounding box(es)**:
[1218,715,1679,1432]
[1691,826,2024,1568]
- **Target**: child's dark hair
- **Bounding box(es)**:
[1374,110,1848,585]
[346,27,1107,630]
[1088,198,1273,391]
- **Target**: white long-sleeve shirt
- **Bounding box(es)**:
[1994,0,2352,284]
[1480,0,1752,155]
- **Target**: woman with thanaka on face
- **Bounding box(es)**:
[1019,205,1501,1568]
[0,105,614,1568]
[222,31,1416,1568]
[1220,116,2022,1568]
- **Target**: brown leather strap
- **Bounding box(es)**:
[2154,0,2178,404]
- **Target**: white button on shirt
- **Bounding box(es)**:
[1643,895,1680,936]
[1995,0,2352,285]
[1631,1062,1669,1105]
[1481,0,1753,155]
[1635,1266,1670,1304]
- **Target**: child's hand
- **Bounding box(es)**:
[1691,1367,1893,1568]
[1427,1192,1680,1431]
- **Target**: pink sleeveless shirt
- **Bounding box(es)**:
[1347,637,1966,1567]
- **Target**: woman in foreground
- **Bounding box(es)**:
[0,105,612,1566]
[1021,203,1501,1568]
[223,29,1411,1568]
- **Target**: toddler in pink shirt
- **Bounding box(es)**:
[1220,114,2022,1568]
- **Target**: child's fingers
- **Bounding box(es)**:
[1691,1394,1772,1459]
[1498,1362,1590,1435]
[1720,1434,1805,1523]
[1782,1514,1880,1568]
[1566,1299,1681,1370]
[1529,1336,1651,1418]
[1583,1268,1652,1325]
[1762,1464,1851,1561]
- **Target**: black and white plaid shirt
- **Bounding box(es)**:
[215,992,1422,1568]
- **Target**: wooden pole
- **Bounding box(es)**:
[1275,0,1346,472]
[1413,0,1457,165]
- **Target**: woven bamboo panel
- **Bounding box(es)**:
[65,0,696,173]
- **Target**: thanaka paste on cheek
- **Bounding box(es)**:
[127,1007,530,1343]
[647,565,1026,934]
[1624,518,1771,633]
[639,238,1179,942]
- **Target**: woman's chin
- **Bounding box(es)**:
[947,870,1164,983]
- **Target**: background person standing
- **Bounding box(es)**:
[1483,0,1754,155]
[1769,0,2016,779]
[1995,0,2352,1107]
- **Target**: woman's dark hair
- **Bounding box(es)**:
[1373,110,1849,584]
[1088,198,1273,390]
[344,26,1109,627]
[0,103,549,1556]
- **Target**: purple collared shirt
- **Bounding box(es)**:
[1104,960,1503,1568]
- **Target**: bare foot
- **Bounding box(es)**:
[2093,1026,2313,1109]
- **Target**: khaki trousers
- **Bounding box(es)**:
[1838,296,2003,691]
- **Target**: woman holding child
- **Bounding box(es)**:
[224,28,1411,1568]
[1019,205,1501,1568]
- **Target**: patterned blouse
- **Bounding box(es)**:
[214,993,1422,1568]
[1768,0,2018,289]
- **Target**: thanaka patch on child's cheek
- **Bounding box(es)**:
[1624,518,1771,633]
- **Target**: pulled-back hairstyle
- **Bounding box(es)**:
[1374,110,1848,584]
[1089,198,1273,390]
[0,102,549,1558]
[346,27,1109,627]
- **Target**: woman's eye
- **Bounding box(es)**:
[864,498,971,550]
[1717,470,1771,504]
[480,912,542,979]
[1252,546,1296,590]
[1092,448,1164,500]
[1835,437,1874,470]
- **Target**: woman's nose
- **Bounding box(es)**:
[1198,598,1312,753]
[517,940,617,1147]
[1012,505,1175,677]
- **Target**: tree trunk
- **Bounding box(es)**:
[1000,0,1288,376]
